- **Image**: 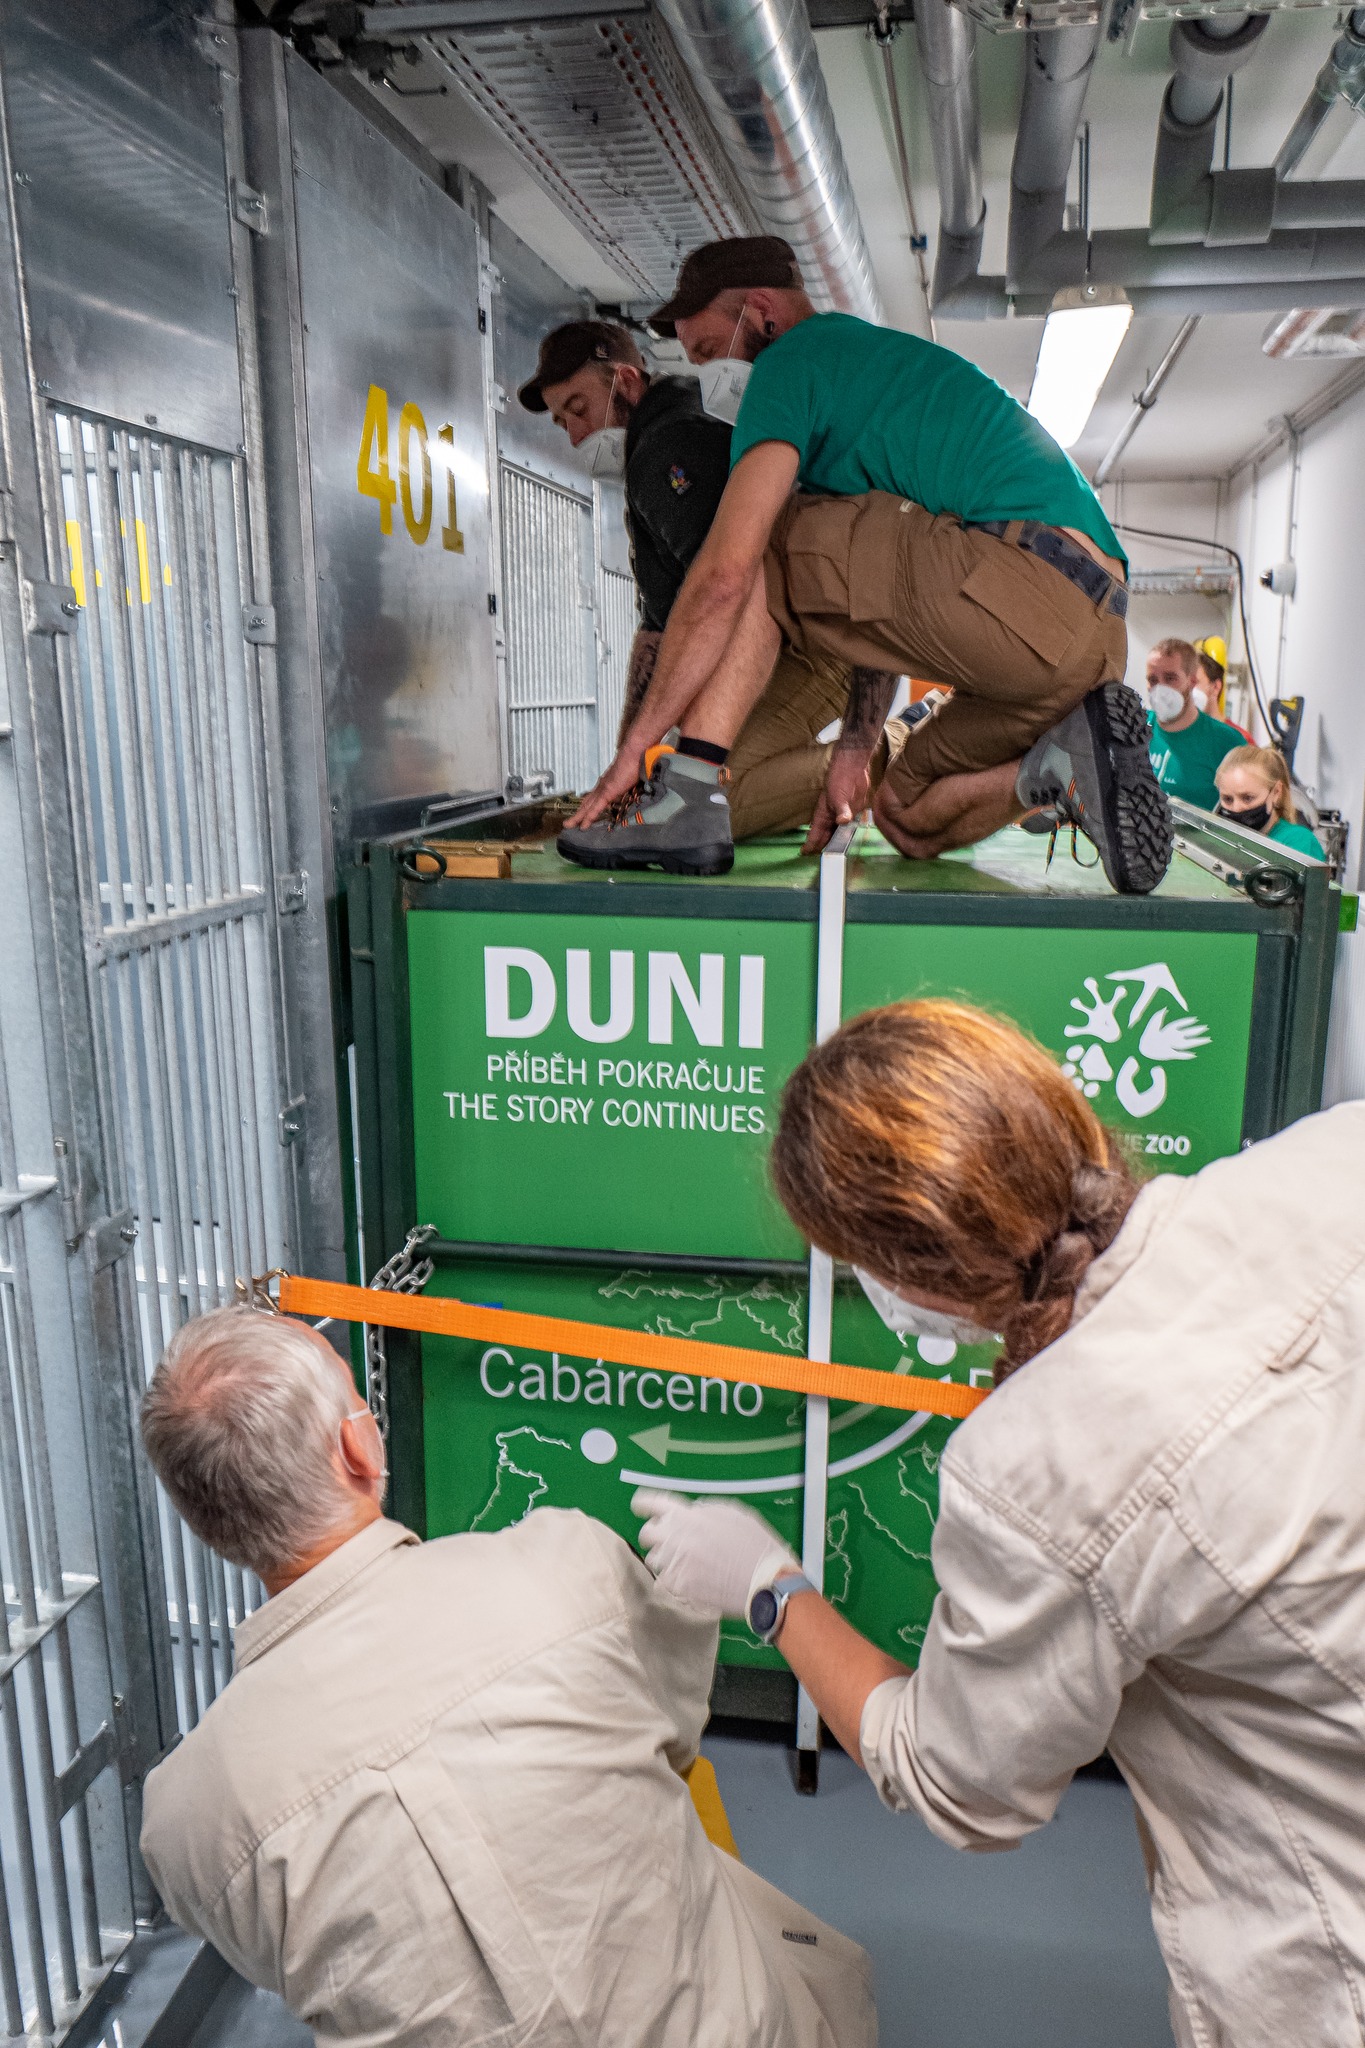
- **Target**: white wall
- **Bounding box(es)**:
[1222,384,1365,1106]
[1094,478,1235,696]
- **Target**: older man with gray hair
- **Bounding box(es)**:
[138,1306,875,2048]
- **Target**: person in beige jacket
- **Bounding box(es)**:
[137,1307,875,2048]
[637,1000,1365,2048]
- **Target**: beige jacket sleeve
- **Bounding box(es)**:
[588,1519,719,1772]
[859,1464,1143,1850]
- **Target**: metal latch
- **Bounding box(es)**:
[23,582,79,636]
[55,1721,118,1818]
[0,1173,57,1217]
[232,179,268,233]
[243,603,276,645]
[87,1210,137,1271]
[278,1096,305,1146]
[276,870,308,915]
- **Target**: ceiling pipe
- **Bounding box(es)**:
[1006,26,1101,294]
[1275,9,1365,178]
[1015,223,1365,293]
[651,0,883,321]
[914,0,987,307]
[872,23,935,338]
[1093,315,1200,484]
[1150,14,1268,245]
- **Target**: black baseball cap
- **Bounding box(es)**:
[650,236,804,338]
[517,321,644,413]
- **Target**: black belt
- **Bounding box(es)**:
[967,519,1128,620]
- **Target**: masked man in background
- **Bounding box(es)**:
[520,320,895,862]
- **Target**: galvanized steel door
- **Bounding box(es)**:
[40,410,280,1740]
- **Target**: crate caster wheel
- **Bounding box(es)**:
[796,1745,820,1796]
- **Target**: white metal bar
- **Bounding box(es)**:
[797,821,855,1759]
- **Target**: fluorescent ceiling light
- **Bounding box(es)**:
[1027,294,1133,451]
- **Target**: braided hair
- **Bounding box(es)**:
[771,1001,1140,1383]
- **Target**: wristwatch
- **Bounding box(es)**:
[747,1569,816,1646]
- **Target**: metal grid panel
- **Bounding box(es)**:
[594,564,638,772]
[0,1145,129,2038]
[500,464,599,798]
[45,411,279,1738]
[430,17,755,296]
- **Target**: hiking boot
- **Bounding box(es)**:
[1015,683,1173,894]
[558,747,734,876]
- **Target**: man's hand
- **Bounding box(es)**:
[803,747,874,855]
[567,743,645,829]
[632,1489,798,1620]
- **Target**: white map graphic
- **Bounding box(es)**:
[597,1270,805,1352]
[1061,960,1210,1118]
[469,1285,955,1661]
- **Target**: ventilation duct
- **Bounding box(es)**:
[651,0,884,320]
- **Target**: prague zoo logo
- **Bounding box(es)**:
[1060,961,1210,1121]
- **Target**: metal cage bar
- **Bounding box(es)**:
[499,464,598,798]
[44,409,285,1760]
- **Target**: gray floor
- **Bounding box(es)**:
[105,1737,1174,2047]
[706,1733,1175,2048]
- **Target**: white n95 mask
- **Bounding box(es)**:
[580,426,627,479]
[854,1266,996,1347]
[697,357,752,425]
[1149,683,1185,724]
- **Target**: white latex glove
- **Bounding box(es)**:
[632,1489,800,1620]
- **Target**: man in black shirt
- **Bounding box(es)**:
[519,321,855,840]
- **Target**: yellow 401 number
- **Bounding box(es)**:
[356,383,465,553]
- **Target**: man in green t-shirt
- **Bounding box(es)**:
[559,236,1172,896]
[1145,638,1244,810]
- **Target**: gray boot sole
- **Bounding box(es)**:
[556,832,734,878]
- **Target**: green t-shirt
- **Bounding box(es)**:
[1146,709,1243,810]
[729,312,1125,565]
[1267,816,1325,861]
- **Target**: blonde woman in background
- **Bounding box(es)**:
[634,1001,1365,2048]
[1214,743,1323,860]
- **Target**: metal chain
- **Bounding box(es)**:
[364,1225,437,1443]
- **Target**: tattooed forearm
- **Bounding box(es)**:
[618,630,663,746]
[837,667,899,752]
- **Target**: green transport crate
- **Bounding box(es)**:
[345,802,1340,1721]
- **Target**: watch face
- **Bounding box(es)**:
[749,1587,780,1639]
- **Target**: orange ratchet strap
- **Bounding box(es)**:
[277,1274,989,1423]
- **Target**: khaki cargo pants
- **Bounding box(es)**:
[764,490,1128,812]
[726,646,850,838]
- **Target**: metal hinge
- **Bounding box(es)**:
[276,870,308,915]
[87,1209,137,1272]
[232,179,267,233]
[278,1096,305,1146]
[243,602,276,645]
[52,1135,82,1247]
[23,581,79,635]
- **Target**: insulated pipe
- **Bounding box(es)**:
[1275,9,1365,178]
[1151,13,1268,244]
[1167,10,1258,129]
[1093,316,1199,485]
[652,0,883,321]
[914,0,986,306]
[1005,25,1100,292]
[1017,223,1365,292]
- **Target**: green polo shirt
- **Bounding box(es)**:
[1267,817,1325,860]
[1146,709,1243,811]
[728,312,1125,565]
